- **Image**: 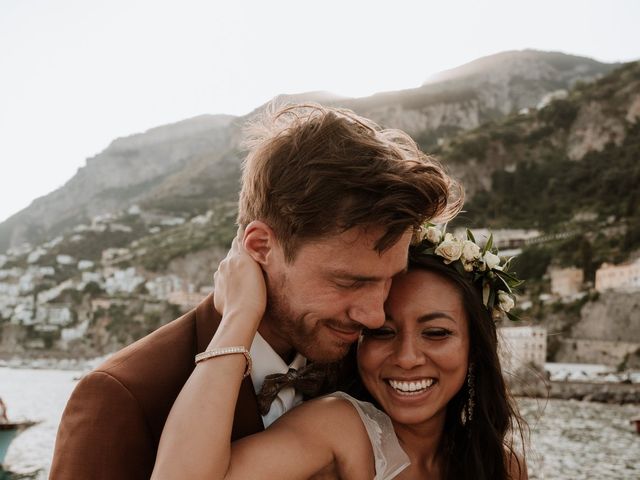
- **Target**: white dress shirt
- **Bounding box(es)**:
[249,331,307,428]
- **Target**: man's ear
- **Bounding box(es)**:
[242,220,279,266]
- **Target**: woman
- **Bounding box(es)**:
[151,227,528,479]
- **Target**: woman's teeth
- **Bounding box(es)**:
[388,378,435,394]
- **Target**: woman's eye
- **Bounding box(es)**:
[362,328,395,339]
[423,329,452,339]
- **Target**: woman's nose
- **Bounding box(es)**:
[393,334,426,370]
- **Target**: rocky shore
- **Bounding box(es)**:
[546,380,640,404]
[511,378,640,404]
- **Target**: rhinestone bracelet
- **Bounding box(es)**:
[195,346,252,378]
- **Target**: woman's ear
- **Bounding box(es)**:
[242,220,278,266]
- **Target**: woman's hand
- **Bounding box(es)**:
[152,230,269,480]
[214,230,267,325]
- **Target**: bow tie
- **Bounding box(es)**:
[256,363,328,416]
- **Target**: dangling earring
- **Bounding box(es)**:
[461,363,475,426]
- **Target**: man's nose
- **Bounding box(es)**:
[347,281,390,329]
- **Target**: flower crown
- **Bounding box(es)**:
[412,224,523,321]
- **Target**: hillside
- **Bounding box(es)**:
[437,61,640,280]
[1,51,638,361]
[0,115,237,252]
[335,50,616,149]
[0,50,617,254]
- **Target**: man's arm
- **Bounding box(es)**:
[50,371,156,480]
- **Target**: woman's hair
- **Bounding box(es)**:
[237,103,463,261]
[340,252,528,480]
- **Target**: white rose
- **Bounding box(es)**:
[498,291,515,313]
[461,240,481,263]
[483,251,501,270]
[424,226,441,244]
[434,238,463,264]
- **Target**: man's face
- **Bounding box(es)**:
[259,227,412,362]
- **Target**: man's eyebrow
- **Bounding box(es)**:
[330,264,408,282]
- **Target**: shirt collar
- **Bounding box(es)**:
[249,331,307,393]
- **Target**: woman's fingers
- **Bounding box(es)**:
[213,231,266,319]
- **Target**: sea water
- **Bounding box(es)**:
[1,367,638,479]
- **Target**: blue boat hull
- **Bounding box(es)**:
[0,423,37,467]
[0,428,19,466]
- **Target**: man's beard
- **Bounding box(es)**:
[264,275,355,363]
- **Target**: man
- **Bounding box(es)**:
[50,104,461,479]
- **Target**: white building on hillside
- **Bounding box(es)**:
[452,228,541,250]
[549,266,584,297]
[498,326,547,373]
[595,259,640,292]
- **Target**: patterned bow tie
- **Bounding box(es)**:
[256,363,328,415]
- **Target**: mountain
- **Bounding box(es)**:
[438,61,640,287]
[441,60,640,228]
[424,49,613,86]
[0,50,621,254]
[1,51,638,360]
[0,114,236,251]
[333,50,617,147]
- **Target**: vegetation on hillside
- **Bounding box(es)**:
[422,62,640,286]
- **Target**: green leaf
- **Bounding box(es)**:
[502,256,515,270]
[466,229,476,243]
[482,233,494,255]
[453,261,466,276]
[495,269,525,288]
[506,311,521,322]
[487,288,496,310]
[495,274,513,293]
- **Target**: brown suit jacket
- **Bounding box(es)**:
[49,293,264,480]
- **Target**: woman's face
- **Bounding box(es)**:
[357,268,470,427]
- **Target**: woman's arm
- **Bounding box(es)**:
[151,233,266,479]
[226,396,375,480]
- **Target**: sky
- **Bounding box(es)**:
[1,0,639,223]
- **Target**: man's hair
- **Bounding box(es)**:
[238,103,463,261]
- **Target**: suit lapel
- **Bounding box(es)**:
[195,292,264,439]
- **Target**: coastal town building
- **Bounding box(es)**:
[452,228,541,250]
[549,266,584,297]
[498,325,547,373]
[101,248,132,267]
[0,206,219,357]
[104,267,145,295]
[595,259,640,292]
[145,275,185,300]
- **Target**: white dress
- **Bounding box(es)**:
[328,392,410,480]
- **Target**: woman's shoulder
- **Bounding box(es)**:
[282,392,372,436]
[303,392,410,480]
[273,392,377,478]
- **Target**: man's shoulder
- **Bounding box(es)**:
[98,307,197,375]
[84,293,219,405]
